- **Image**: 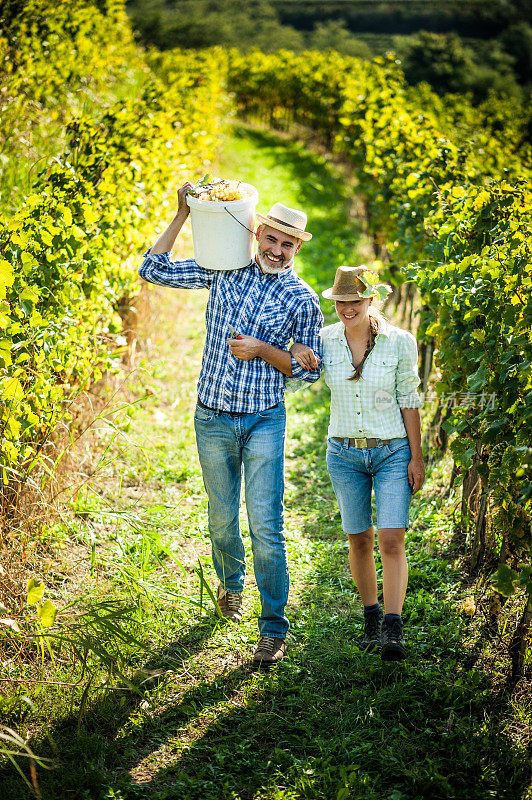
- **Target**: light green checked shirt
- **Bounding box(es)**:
[321,316,422,439]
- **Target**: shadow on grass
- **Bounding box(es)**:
[87,494,528,800]
[12,401,530,799]
[23,583,529,800]
[0,617,221,799]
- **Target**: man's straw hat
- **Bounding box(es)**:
[322,266,368,300]
[256,202,312,241]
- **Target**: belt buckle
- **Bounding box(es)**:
[354,438,367,449]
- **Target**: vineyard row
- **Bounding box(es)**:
[0,2,530,671]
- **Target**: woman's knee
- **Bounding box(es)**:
[348,528,374,554]
[378,529,406,557]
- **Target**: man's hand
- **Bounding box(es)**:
[290,342,321,371]
[408,457,425,495]
[177,182,194,220]
[228,335,262,361]
[228,336,294,376]
[149,180,194,255]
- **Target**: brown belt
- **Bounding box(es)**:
[333,436,390,449]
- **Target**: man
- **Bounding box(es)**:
[139,182,323,667]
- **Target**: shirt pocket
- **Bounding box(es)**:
[215,274,242,309]
[323,353,350,385]
[372,355,399,391]
[256,303,290,347]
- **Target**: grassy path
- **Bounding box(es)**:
[4,126,529,800]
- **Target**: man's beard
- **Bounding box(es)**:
[256,247,293,274]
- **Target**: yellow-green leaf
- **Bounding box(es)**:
[27,577,45,605]
[37,599,57,627]
[4,377,23,400]
[21,252,39,271]
[473,190,490,210]
[82,204,98,225]
[6,416,21,438]
[19,288,39,304]
[0,259,14,289]
[70,225,86,240]
[59,206,73,227]
[0,301,10,329]
[24,194,42,208]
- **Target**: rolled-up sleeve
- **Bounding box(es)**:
[139,249,214,289]
[284,296,324,392]
[396,331,422,408]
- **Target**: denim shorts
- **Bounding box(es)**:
[326,436,412,535]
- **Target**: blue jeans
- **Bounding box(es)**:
[326,437,412,535]
[194,402,289,638]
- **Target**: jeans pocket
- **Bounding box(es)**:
[386,437,409,454]
[258,402,283,419]
[194,404,216,423]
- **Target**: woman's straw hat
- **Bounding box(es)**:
[256,202,312,241]
[322,266,369,300]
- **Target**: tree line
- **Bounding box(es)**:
[126,0,532,102]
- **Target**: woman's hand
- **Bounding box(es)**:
[408,457,425,495]
[400,408,424,494]
[290,343,321,371]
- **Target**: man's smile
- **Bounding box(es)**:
[264,251,284,264]
[257,245,291,274]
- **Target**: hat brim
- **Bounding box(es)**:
[322,288,365,300]
[256,213,312,241]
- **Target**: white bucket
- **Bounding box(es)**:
[186,183,259,271]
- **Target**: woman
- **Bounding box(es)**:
[291,265,425,661]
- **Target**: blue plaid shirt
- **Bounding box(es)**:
[139,251,324,413]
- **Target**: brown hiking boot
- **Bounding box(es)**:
[216,585,243,622]
[252,637,287,669]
